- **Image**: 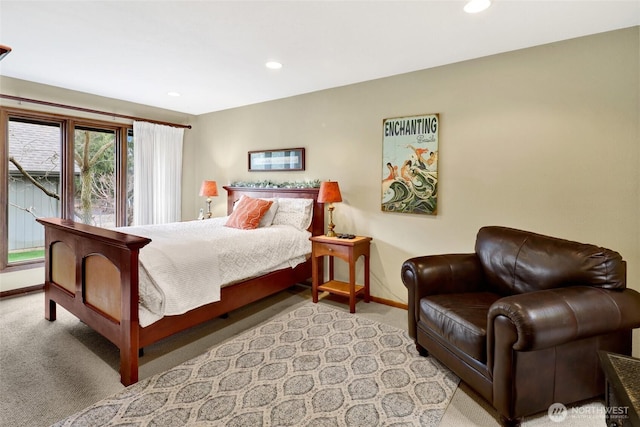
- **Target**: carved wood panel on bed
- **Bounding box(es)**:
[37,186,324,385]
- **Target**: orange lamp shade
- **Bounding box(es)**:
[318,181,342,203]
[199,180,218,197]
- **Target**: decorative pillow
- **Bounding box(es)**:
[272,198,314,230]
[225,196,274,230]
[232,196,279,228]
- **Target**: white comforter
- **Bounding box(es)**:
[119,218,311,327]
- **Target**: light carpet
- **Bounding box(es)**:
[52,303,459,426]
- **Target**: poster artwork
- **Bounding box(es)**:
[381,114,438,215]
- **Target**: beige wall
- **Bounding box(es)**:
[0,77,197,291]
[191,27,639,309]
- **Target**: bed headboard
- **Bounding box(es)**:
[222,186,324,237]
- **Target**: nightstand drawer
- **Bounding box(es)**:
[313,242,350,259]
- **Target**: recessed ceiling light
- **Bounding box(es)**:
[265,61,283,70]
[167,91,181,97]
[464,0,491,13]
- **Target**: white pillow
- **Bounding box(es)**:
[233,195,279,228]
[272,198,314,230]
[259,199,279,227]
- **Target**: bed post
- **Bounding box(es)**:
[119,247,142,386]
[42,224,56,322]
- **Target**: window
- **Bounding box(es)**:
[6,118,61,265]
[1,108,133,271]
[73,126,116,226]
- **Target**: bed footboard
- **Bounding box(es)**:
[37,218,151,385]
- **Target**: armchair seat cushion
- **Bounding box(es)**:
[420,292,501,362]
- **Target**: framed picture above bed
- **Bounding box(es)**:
[248,147,305,171]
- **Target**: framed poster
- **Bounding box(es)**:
[248,148,305,171]
[381,114,438,215]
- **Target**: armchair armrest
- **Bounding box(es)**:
[401,254,485,338]
[488,286,640,352]
[401,254,485,296]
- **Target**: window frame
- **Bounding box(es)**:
[1,107,132,271]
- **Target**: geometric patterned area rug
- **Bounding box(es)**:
[52,303,459,426]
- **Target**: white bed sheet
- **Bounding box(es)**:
[119,218,311,327]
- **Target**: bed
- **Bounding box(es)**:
[36,186,324,386]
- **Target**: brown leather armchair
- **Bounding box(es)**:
[402,226,640,427]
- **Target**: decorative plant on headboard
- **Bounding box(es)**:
[229,180,321,189]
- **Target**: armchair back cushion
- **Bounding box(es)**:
[475,226,626,295]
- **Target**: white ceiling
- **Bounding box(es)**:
[1,1,638,116]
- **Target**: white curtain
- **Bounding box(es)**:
[133,121,184,225]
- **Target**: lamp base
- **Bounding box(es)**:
[326,204,336,237]
[206,199,212,219]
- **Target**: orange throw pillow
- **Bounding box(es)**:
[225,196,274,230]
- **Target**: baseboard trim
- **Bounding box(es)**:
[371,295,408,310]
[0,284,44,299]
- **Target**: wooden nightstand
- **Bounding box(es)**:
[311,235,372,313]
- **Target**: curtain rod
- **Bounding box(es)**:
[0,94,192,129]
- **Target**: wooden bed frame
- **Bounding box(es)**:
[36,186,324,386]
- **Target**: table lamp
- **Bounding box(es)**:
[318,180,342,237]
[199,180,218,219]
